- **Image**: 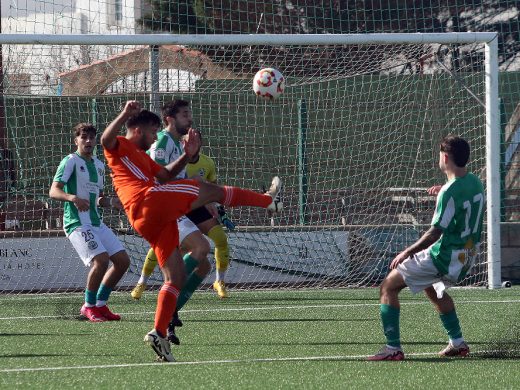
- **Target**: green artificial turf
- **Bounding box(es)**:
[1,287,519,389]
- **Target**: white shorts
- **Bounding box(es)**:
[178,215,200,243]
[396,249,454,296]
[68,223,125,266]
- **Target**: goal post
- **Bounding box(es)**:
[0,32,501,292]
[484,37,501,289]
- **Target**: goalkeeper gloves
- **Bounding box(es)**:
[217,205,236,231]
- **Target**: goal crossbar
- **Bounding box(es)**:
[0,32,498,46]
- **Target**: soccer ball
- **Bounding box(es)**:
[253,68,285,99]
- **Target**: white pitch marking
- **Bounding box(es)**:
[0,299,519,321]
[0,351,442,373]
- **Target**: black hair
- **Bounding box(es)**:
[125,109,161,129]
[162,99,190,119]
[440,135,470,168]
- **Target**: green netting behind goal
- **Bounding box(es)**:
[0,39,493,293]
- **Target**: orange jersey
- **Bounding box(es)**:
[103,136,162,218]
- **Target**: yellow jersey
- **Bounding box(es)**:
[186,153,217,183]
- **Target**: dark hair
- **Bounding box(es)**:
[162,99,190,119]
[440,135,470,168]
[125,109,161,129]
[74,123,96,137]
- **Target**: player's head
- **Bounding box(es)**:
[439,135,470,172]
[73,123,97,157]
[162,99,192,135]
[126,110,161,151]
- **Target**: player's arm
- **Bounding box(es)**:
[155,154,190,183]
[154,128,201,183]
[101,100,141,151]
[427,185,443,195]
[49,181,90,212]
[390,226,442,269]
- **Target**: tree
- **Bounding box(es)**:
[139,1,520,73]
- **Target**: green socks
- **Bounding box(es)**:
[176,272,204,311]
[173,254,205,312]
[175,254,202,311]
[183,254,199,276]
[380,304,401,348]
[379,306,462,348]
[440,310,463,340]
[85,289,97,306]
[96,284,112,303]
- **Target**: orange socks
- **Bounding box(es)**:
[154,282,180,336]
[221,186,271,208]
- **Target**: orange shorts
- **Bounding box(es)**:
[131,179,200,267]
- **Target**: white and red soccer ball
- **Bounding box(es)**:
[253,68,285,99]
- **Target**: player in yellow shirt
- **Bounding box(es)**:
[185,149,234,298]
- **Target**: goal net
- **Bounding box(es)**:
[0,33,500,293]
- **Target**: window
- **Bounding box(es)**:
[107,0,123,26]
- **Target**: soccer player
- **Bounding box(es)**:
[186,142,234,299]
[130,99,228,345]
[49,123,131,322]
[101,100,282,362]
[130,100,212,310]
[130,112,233,301]
[368,135,484,361]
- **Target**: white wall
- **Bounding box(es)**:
[1,0,142,94]
[1,0,138,34]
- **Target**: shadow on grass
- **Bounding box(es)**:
[189,341,390,347]
[473,350,520,360]
[0,332,92,337]
[403,341,490,346]
[0,353,72,359]
[301,354,519,363]
[476,322,520,359]
[0,352,125,359]
[181,340,493,348]
[115,319,154,323]
[199,297,382,306]
[408,354,520,361]
[187,317,377,323]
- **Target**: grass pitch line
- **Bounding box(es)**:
[0,351,442,373]
[1,299,520,321]
[0,288,355,302]
[0,285,510,302]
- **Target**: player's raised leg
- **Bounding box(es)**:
[189,176,282,214]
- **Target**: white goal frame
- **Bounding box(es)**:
[0,32,501,288]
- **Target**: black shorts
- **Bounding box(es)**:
[186,206,213,225]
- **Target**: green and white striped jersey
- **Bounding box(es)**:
[148,129,186,177]
[53,153,105,235]
[429,173,485,282]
